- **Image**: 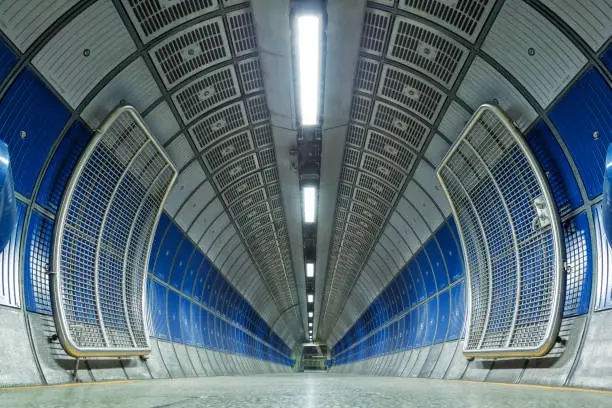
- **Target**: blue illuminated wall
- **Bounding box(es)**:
[0,37,290,368]
[332,56,611,367]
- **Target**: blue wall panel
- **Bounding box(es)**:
[525,121,582,216]
[193,257,210,302]
[0,40,17,83]
[423,297,437,346]
[180,295,194,346]
[437,223,464,282]
[182,250,203,296]
[425,238,449,290]
[23,211,54,314]
[150,280,169,340]
[193,303,204,348]
[37,120,93,213]
[149,212,170,273]
[549,68,612,199]
[601,46,612,71]
[0,68,70,197]
[168,238,193,290]
[416,251,437,296]
[435,290,450,344]
[0,201,25,307]
[167,289,182,343]
[153,222,182,282]
[447,281,465,341]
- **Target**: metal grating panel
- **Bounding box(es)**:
[437,104,563,358]
[224,177,265,207]
[370,101,429,151]
[203,130,254,172]
[344,148,362,168]
[172,65,240,123]
[53,106,177,357]
[149,17,231,88]
[253,122,274,148]
[189,101,249,150]
[356,172,397,204]
[398,0,495,43]
[258,148,276,168]
[238,57,265,94]
[387,17,469,89]
[360,153,406,188]
[346,124,367,148]
[351,95,372,123]
[482,1,587,108]
[226,9,258,57]
[377,64,446,123]
[121,0,218,42]
[361,9,391,56]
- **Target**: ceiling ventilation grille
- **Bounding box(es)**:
[121,0,218,42]
[351,95,373,124]
[202,130,254,172]
[150,18,231,88]
[227,186,266,215]
[365,130,416,170]
[213,153,260,190]
[360,153,406,188]
[354,58,381,94]
[356,172,397,204]
[398,0,495,43]
[387,17,468,88]
[226,9,258,56]
[370,102,429,151]
[238,57,265,94]
[246,94,270,123]
[378,64,446,123]
[189,101,248,150]
[172,66,240,123]
[346,124,367,148]
[361,9,392,56]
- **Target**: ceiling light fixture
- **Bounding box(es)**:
[308,312,313,318]
[295,14,321,126]
[306,262,315,277]
[308,294,314,303]
[303,186,317,223]
[309,322,313,327]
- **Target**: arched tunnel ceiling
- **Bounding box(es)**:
[315,0,611,346]
[2,0,610,348]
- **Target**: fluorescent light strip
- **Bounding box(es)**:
[306,262,314,277]
[303,186,317,223]
[296,14,321,126]
[307,294,314,303]
[308,312,313,318]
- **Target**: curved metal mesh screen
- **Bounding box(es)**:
[437,104,563,358]
[52,106,177,357]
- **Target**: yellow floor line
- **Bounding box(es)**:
[1,379,137,391]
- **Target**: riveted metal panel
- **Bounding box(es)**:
[387,17,469,88]
[144,102,181,145]
[164,161,206,216]
[0,0,79,52]
[33,0,136,108]
[53,106,176,357]
[457,57,538,131]
[541,0,612,51]
[149,17,231,88]
[437,104,563,358]
[482,1,587,107]
[165,134,194,170]
[82,58,161,128]
[175,181,215,231]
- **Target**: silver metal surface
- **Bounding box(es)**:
[52,105,177,357]
[437,104,564,358]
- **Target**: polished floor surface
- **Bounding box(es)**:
[3,373,612,407]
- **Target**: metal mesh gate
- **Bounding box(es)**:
[52,106,177,357]
[437,104,563,358]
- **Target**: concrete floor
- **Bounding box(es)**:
[3,374,612,407]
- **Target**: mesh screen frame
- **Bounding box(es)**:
[52,105,177,357]
[437,104,564,358]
